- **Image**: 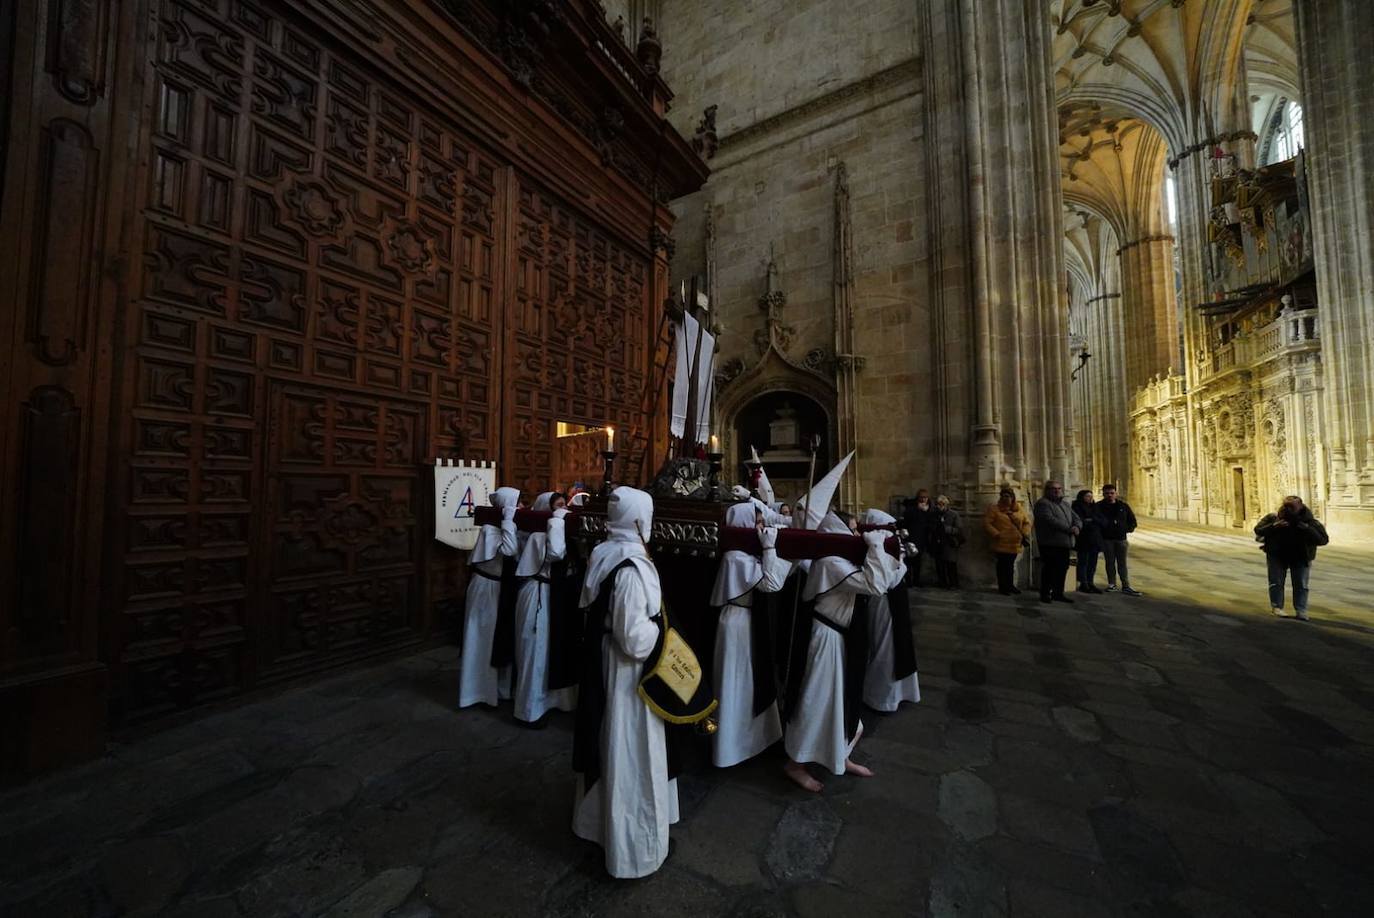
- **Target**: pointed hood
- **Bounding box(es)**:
[797,451,854,530]
[755,465,775,506]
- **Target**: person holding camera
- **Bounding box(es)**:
[1254,495,1329,621]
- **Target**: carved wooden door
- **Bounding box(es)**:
[114,0,505,720]
[503,177,650,497]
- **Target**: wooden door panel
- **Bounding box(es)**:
[114,0,509,721]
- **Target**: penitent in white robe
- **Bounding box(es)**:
[784,544,888,775]
[458,521,519,708]
[511,516,577,722]
[863,556,921,711]
[572,561,680,879]
[712,547,791,767]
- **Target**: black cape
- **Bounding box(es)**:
[571,560,682,790]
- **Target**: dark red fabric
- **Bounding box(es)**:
[718,526,901,563]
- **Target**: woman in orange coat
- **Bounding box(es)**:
[983,486,1032,595]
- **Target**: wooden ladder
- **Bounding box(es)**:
[620,303,678,487]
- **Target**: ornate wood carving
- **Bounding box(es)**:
[45,0,108,104]
[29,120,98,366]
[2,0,703,762]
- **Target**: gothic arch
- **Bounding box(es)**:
[715,346,837,487]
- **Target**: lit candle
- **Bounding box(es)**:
[607,426,615,452]
[710,434,719,453]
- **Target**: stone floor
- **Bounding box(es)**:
[3,519,1373,917]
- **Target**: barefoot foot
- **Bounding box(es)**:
[784,760,824,792]
[844,758,874,777]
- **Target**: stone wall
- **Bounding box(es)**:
[658,0,926,511]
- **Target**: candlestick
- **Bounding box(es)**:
[707,450,724,501]
[600,450,617,497]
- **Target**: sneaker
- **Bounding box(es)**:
[1295,611,1309,622]
[1086,585,1103,594]
[1271,606,1289,617]
[1105,585,1119,593]
[1122,587,1142,597]
[1010,587,1022,595]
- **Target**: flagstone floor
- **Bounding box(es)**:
[3,519,1373,917]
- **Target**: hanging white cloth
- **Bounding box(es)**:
[511,495,577,722]
[669,314,695,438]
[692,323,714,444]
[784,528,888,774]
[572,487,680,879]
[459,487,522,708]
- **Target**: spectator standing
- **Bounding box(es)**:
[901,490,937,587]
[1094,484,1140,595]
[932,495,964,588]
[1254,495,1329,621]
[1033,481,1081,604]
[1071,489,1104,593]
[983,486,1032,595]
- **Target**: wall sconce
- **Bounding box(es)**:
[1071,350,1092,381]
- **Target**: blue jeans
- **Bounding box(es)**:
[1267,555,1310,613]
[1077,549,1099,587]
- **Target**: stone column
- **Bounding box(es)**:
[1296,0,1374,536]
[921,0,1068,499]
[1118,235,1179,394]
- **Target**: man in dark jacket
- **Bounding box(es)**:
[1033,481,1081,604]
[1093,484,1140,595]
[901,490,937,587]
[1254,495,1329,621]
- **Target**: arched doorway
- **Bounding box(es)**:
[733,392,830,503]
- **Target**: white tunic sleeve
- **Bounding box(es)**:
[832,543,887,597]
[757,548,792,593]
[611,570,660,662]
[499,519,519,557]
[545,518,567,562]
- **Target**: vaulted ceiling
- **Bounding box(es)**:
[1050,0,1297,261]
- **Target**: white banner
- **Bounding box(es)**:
[670,315,692,438]
[693,325,715,444]
[433,459,497,550]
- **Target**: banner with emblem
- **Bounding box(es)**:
[433,459,496,550]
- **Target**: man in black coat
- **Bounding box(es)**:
[901,490,937,587]
[1093,484,1139,596]
[1254,495,1329,621]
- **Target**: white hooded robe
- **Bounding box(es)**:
[571,487,680,878]
[458,486,521,708]
[710,501,790,767]
[783,513,889,774]
[860,509,921,711]
[511,493,577,722]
